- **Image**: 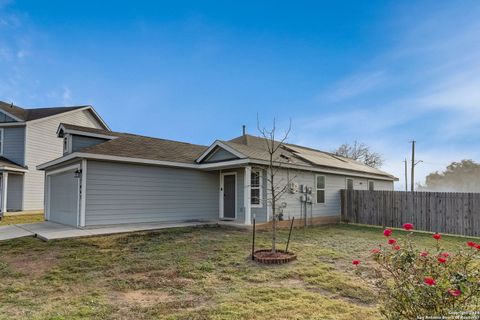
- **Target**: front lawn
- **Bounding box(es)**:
[0,224,477,319]
[0,213,44,226]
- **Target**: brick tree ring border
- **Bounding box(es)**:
[253,249,297,264]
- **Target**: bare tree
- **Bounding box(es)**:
[257,117,295,253]
[334,140,384,168]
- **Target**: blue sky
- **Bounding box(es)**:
[1,0,480,189]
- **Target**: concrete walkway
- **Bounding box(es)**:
[2,221,215,241]
[0,225,34,241]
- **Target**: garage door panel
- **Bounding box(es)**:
[49,169,79,227]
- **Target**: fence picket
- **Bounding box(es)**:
[341,190,480,237]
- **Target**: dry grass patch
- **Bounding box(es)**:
[0,213,44,226]
[2,250,58,278]
[0,224,477,319]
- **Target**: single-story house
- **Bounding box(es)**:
[37,124,397,228]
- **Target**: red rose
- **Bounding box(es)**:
[476,244,480,250]
[433,233,441,240]
[352,260,360,265]
[393,245,401,250]
[388,238,397,245]
[383,229,393,237]
[420,251,428,257]
[438,257,447,263]
[467,241,476,248]
[440,252,449,257]
[403,223,414,231]
[424,277,436,286]
[371,248,381,254]
[448,289,461,297]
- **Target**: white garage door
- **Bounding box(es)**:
[48,169,79,227]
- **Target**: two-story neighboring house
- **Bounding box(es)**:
[0,101,109,215]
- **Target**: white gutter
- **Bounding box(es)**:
[37,152,397,181]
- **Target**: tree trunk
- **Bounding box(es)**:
[271,170,276,253]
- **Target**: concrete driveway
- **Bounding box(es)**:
[1,221,215,241]
[0,225,34,241]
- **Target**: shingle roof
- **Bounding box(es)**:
[226,134,396,179]
[0,101,88,121]
[52,125,396,180]
[61,124,208,164]
[0,156,26,170]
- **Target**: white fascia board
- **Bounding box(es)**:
[57,124,117,140]
[37,152,200,170]
[87,106,111,131]
[0,122,26,127]
[37,152,397,181]
[195,140,246,163]
[0,166,28,173]
[236,159,397,182]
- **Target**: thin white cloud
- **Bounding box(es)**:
[320,70,386,103]
[299,3,480,188]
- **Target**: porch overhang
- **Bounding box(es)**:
[0,166,27,173]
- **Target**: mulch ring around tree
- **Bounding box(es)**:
[253,249,297,264]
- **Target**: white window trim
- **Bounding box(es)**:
[0,128,4,155]
[368,180,375,191]
[346,178,354,190]
[251,169,263,208]
[63,134,72,154]
[315,174,326,204]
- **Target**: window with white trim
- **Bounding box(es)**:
[0,128,3,155]
[251,169,262,207]
[368,180,375,191]
[316,175,325,204]
[63,135,70,153]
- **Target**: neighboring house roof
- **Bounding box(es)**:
[0,156,27,172]
[38,125,397,181]
[0,101,110,129]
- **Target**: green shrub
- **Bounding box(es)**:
[353,224,480,319]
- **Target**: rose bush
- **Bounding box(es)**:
[353,224,480,319]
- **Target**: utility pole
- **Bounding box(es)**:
[410,141,415,192]
[403,158,408,192]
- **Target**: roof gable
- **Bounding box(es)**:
[0,101,109,129]
[202,146,241,163]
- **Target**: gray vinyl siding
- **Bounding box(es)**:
[70,135,108,154]
[2,126,25,166]
[7,173,23,211]
[204,148,239,163]
[23,109,104,211]
[262,169,394,222]
[85,161,219,226]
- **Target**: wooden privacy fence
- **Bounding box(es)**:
[341,190,480,237]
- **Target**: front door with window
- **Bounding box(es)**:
[222,174,236,219]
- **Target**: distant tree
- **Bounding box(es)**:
[418,160,480,192]
[334,140,384,168]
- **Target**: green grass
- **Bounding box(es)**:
[0,213,44,226]
[0,223,477,319]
